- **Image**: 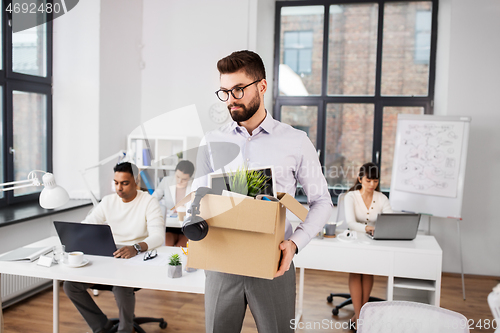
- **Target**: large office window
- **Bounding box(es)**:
[0,8,53,207]
[274,0,437,197]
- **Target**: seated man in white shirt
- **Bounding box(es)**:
[63,162,164,333]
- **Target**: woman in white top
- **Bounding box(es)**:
[152,160,194,247]
[344,162,393,327]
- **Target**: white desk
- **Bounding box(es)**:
[293,234,442,322]
[2,235,442,331]
[0,236,205,333]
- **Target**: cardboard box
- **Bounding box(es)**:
[180,192,308,280]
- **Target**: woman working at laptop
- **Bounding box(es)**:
[152,160,194,247]
[344,162,393,329]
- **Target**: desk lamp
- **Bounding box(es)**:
[0,170,69,209]
[80,150,129,207]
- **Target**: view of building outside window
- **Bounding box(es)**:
[284,31,314,74]
[328,3,378,96]
[381,2,432,96]
[325,104,374,191]
[415,10,432,64]
[281,105,318,148]
[13,91,47,196]
[277,1,433,192]
[13,24,47,76]
[279,6,323,96]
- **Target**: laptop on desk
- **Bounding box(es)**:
[367,213,421,240]
[54,221,120,256]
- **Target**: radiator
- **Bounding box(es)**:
[1,274,51,308]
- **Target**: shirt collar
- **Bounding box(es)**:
[259,110,274,134]
[228,110,275,135]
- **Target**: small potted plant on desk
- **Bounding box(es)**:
[168,253,182,278]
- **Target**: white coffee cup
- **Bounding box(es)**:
[68,251,84,265]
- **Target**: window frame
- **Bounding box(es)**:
[273,0,438,200]
[0,9,53,207]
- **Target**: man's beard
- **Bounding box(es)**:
[228,93,260,122]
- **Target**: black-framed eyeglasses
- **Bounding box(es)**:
[215,79,261,102]
[143,249,157,261]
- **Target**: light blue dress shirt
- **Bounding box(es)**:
[191,111,333,252]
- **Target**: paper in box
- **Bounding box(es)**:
[180,192,308,280]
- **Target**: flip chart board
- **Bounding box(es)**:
[389,114,471,219]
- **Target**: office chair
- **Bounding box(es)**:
[326,192,384,316]
[488,284,500,333]
[358,301,470,333]
[91,284,167,333]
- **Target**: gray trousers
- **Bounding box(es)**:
[204,263,296,333]
[63,281,135,333]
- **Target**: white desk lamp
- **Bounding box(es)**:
[0,170,70,209]
[80,150,130,207]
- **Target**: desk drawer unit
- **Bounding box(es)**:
[393,251,441,280]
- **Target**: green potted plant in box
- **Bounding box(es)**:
[228,166,269,197]
[168,253,182,278]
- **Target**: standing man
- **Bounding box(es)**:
[64,162,164,333]
[192,50,333,333]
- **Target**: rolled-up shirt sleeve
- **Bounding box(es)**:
[288,136,333,252]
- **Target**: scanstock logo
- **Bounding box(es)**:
[5,0,79,33]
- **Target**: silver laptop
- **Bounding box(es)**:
[367,213,420,240]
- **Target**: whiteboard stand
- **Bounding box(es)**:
[456,219,466,300]
[389,114,471,302]
[429,217,466,300]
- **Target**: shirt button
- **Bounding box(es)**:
[248,138,251,141]
[366,218,369,221]
[246,158,249,161]
[367,212,369,215]
[365,222,368,224]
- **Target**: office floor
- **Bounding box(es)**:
[3,270,499,333]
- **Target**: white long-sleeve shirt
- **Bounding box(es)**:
[83,190,164,249]
[191,111,333,252]
[152,175,192,218]
[345,190,393,233]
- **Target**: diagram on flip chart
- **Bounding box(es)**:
[393,120,464,198]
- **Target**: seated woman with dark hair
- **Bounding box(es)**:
[344,162,393,329]
[152,160,194,247]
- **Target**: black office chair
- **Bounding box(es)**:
[327,293,384,315]
[326,193,384,316]
[91,284,167,333]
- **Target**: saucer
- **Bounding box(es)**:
[337,234,357,242]
[62,258,90,268]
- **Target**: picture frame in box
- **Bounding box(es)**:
[208,166,277,198]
